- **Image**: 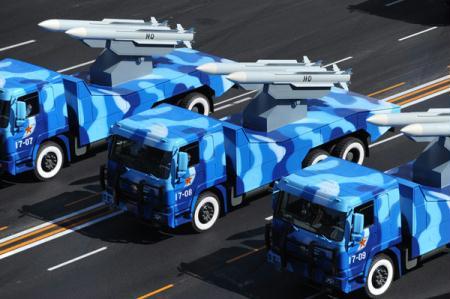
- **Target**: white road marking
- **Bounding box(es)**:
[323,56,353,67]
[382,75,449,101]
[385,0,404,7]
[265,216,273,221]
[398,27,438,42]
[234,97,252,104]
[0,202,103,245]
[214,104,233,112]
[402,86,450,108]
[47,247,107,271]
[214,90,257,107]
[0,40,36,52]
[369,133,404,148]
[0,210,122,261]
[57,60,95,73]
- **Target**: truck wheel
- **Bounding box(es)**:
[34,141,64,181]
[332,137,365,165]
[192,191,221,232]
[179,92,211,115]
[302,148,329,168]
[365,254,395,298]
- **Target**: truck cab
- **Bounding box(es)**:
[0,59,67,177]
[266,157,402,297]
[102,104,227,230]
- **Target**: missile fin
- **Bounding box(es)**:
[303,56,311,64]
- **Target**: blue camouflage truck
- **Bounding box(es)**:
[265,157,450,297]
[101,86,399,232]
[0,49,232,180]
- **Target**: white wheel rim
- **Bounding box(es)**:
[342,142,365,164]
[36,145,63,179]
[367,258,394,296]
[187,97,210,115]
[311,154,329,165]
[194,196,219,231]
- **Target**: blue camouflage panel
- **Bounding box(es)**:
[267,157,450,293]
[0,48,233,176]
[103,86,399,229]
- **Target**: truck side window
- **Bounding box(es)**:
[180,141,199,167]
[355,201,374,228]
[18,92,39,118]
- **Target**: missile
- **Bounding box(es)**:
[401,123,450,137]
[367,108,450,126]
[38,17,170,32]
[65,26,193,46]
[197,57,321,75]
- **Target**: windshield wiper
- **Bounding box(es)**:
[316,232,332,243]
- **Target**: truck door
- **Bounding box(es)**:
[175,141,201,211]
[14,92,41,160]
[348,201,376,273]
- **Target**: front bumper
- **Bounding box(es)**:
[102,191,177,227]
[267,250,358,293]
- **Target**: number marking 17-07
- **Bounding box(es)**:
[16,137,33,149]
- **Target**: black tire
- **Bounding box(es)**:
[365,254,395,298]
[302,148,329,168]
[192,191,221,232]
[178,92,211,115]
[34,141,64,181]
[332,137,366,165]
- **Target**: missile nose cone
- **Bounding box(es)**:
[197,63,218,74]
[367,114,389,126]
[38,19,61,31]
[401,124,423,136]
[226,72,248,82]
[66,27,88,38]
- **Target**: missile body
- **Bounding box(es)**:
[367,109,450,126]
[66,27,193,44]
[197,60,321,75]
[226,71,350,85]
[401,123,450,137]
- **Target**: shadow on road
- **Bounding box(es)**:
[348,0,450,26]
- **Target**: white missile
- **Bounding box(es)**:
[367,108,450,126]
[401,123,450,137]
[38,18,170,32]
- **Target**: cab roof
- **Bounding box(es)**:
[278,157,398,212]
[0,59,61,98]
[112,104,223,151]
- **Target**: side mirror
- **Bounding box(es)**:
[177,151,189,178]
[15,101,26,127]
[351,213,364,242]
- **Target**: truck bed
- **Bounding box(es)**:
[389,163,450,258]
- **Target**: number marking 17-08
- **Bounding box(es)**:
[177,188,193,200]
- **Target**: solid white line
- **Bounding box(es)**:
[369,133,404,148]
[398,27,438,42]
[383,75,449,101]
[401,87,450,108]
[0,40,36,52]
[0,202,104,245]
[47,247,107,271]
[57,60,95,73]
[234,97,252,104]
[385,0,404,7]
[214,90,257,107]
[265,216,273,221]
[0,210,122,261]
[214,104,233,112]
[323,56,353,67]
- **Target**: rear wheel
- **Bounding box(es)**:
[332,137,366,164]
[365,254,395,298]
[34,141,64,181]
[192,191,220,232]
[302,148,329,168]
[178,92,211,115]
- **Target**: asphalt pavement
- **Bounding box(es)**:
[0,0,449,298]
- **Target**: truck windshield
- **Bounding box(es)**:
[110,136,172,179]
[0,100,10,128]
[276,192,346,242]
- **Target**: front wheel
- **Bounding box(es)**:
[332,137,366,165]
[178,92,211,115]
[365,254,395,298]
[34,141,64,181]
[192,191,221,232]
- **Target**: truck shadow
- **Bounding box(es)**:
[348,0,450,26]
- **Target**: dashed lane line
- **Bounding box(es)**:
[47,246,107,271]
[398,27,438,42]
[0,40,36,52]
